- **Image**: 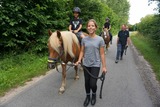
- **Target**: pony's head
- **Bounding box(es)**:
[47,30,62,69]
[102,29,110,40]
[47,30,79,69]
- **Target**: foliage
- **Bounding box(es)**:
[0,52,48,96]
[101,0,130,25]
[149,0,160,13]
[128,24,138,31]
[74,0,120,34]
[0,0,130,55]
[0,0,73,54]
[130,32,160,81]
[136,0,160,52]
[137,14,160,52]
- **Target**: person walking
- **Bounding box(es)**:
[115,24,130,63]
[75,19,107,107]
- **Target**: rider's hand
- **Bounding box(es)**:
[73,30,78,33]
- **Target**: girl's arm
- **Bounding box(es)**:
[75,45,84,65]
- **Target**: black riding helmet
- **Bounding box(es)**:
[106,17,110,21]
[73,7,81,13]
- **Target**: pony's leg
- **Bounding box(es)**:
[74,66,79,80]
[106,37,110,50]
[107,43,110,48]
[104,44,107,54]
[59,64,66,94]
[106,43,108,50]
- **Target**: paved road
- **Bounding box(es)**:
[0,36,154,107]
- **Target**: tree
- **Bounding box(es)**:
[148,0,160,13]
[0,0,73,53]
[100,0,130,25]
[137,14,160,52]
[0,0,130,54]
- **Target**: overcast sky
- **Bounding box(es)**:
[128,0,157,24]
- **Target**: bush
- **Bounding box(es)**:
[137,14,160,52]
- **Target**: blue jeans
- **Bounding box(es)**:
[116,44,122,60]
[116,44,126,60]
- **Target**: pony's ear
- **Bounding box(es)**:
[57,30,61,39]
[48,29,52,36]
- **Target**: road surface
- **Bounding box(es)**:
[0,36,157,107]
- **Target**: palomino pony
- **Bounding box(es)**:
[101,28,110,50]
[47,30,80,94]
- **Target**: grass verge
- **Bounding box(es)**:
[0,52,48,96]
[130,32,160,81]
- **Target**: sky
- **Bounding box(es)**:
[128,0,157,25]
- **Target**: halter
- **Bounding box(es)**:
[47,46,64,69]
[47,47,76,72]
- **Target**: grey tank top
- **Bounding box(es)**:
[81,35,105,67]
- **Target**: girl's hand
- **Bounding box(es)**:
[102,67,107,73]
[74,61,81,66]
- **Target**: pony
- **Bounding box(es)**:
[101,28,110,50]
[47,30,81,94]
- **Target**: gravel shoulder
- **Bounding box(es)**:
[130,40,160,106]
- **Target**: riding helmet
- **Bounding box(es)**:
[106,17,110,21]
[73,7,81,13]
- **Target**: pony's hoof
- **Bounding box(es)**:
[59,87,65,94]
[74,76,79,80]
[59,90,65,94]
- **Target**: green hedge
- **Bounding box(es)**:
[137,15,160,52]
[0,0,129,54]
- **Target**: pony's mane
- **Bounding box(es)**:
[49,31,79,58]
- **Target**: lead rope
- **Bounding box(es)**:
[79,63,106,99]
[124,45,128,55]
